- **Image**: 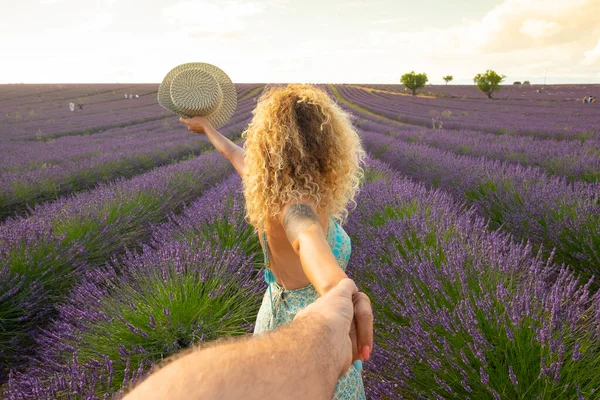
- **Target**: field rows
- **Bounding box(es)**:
[333,84,600,141]
[331,85,600,275]
[1,84,600,399]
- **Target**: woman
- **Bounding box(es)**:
[181,84,370,399]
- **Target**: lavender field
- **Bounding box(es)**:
[1,83,599,399]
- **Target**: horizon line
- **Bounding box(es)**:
[2,82,600,86]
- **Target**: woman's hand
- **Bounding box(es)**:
[179,116,214,134]
[352,291,373,362]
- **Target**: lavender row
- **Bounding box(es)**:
[0,85,258,217]
[334,85,600,141]
[1,119,195,173]
[2,94,167,141]
[0,87,258,134]
[7,161,600,399]
[0,84,260,142]
[352,117,600,182]
[0,116,248,174]
[236,84,265,99]
[0,117,251,220]
[386,128,600,182]
[0,84,150,107]
[339,85,599,140]
[360,131,600,277]
[331,85,600,182]
[0,151,234,381]
[6,174,264,398]
[345,159,600,399]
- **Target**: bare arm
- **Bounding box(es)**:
[282,203,348,296]
[180,116,246,177]
[123,317,337,400]
[122,279,366,400]
[282,203,373,361]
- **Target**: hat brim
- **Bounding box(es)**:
[158,62,237,130]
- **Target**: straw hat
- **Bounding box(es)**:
[158,62,237,129]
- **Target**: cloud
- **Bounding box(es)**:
[361,0,600,82]
[584,39,600,65]
[373,18,399,25]
[162,0,265,35]
[4,0,600,84]
[466,0,600,52]
[519,19,563,40]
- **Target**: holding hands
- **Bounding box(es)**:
[295,278,373,377]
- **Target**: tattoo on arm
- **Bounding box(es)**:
[283,203,319,244]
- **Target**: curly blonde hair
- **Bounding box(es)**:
[241,84,366,229]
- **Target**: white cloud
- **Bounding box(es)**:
[583,39,600,65]
[519,19,563,40]
[466,0,600,52]
[373,18,399,24]
[3,0,600,84]
[359,0,600,82]
[81,12,114,32]
[162,0,265,35]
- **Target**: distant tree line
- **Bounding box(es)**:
[400,70,530,99]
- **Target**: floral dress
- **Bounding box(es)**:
[254,217,366,400]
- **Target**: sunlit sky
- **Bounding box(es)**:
[1,0,599,84]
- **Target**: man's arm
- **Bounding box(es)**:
[123,317,339,400]
[123,279,364,400]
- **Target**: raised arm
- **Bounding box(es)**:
[180,116,246,177]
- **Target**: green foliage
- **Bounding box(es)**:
[442,75,453,85]
[401,71,429,95]
[0,141,212,221]
[328,84,385,119]
[523,80,531,85]
[353,185,600,399]
[171,195,262,265]
[473,70,506,99]
[73,251,262,394]
[369,201,420,228]
[513,81,522,85]
[363,167,389,183]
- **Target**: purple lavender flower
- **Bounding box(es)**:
[509,366,518,386]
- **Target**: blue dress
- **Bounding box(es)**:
[253,217,366,399]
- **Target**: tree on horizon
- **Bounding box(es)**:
[401,71,428,96]
[474,70,506,99]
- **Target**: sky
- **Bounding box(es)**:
[1,0,599,84]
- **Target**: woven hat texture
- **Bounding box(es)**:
[158,62,237,129]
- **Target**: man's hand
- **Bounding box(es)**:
[179,116,214,134]
[294,279,373,377]
[124,278,372,400]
